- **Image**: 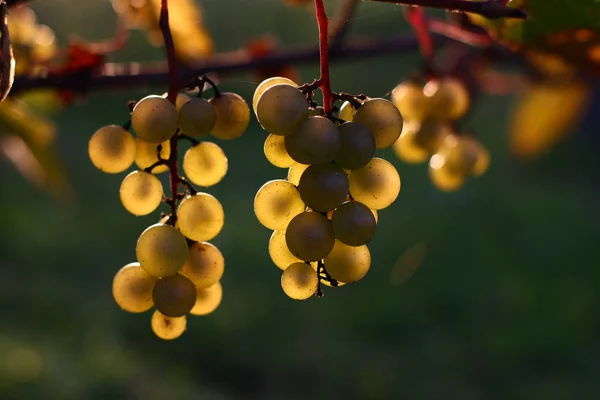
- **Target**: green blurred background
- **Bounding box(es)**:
[1,0,600,399]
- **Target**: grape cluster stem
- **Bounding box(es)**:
[314,0,334,115]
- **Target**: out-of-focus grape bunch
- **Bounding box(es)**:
[89,84,250,340]
[252,77,402,300]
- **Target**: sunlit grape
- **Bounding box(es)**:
[287,163,309,186]
[353,98,403,149]
[338,101,355,122]
[331,201,376,246]
[134,138,170,174]
[131,95,178,143]
[254,180,305,230]
[424,78,470,120]
[209,92,251,140]
[348,158,401,210]
[264,134,295,168]
[281,262,318,300]
[286,212,335,262]
[284,116,341,164]
[393,120,450,164]
[253,76,297,114]
[178,97,217,137]
[136,223,188,277]
[151,310,186,340]
[308,106,325,117]
[119,170,163,216]
[298,163,349,212]
[256,84,308,135]
[180,242,224,288]
[152,274,197,317]
[438,135,479,176]
[88,125,136,173]
[334,121,376,170]
[428,153,466,192]
[183,142,228,187]
[190,282,223,316]
[471,140,490,177]
[112,262,157,313]
[324,240,371,283]
[391,81,430,121]
[268,230,301,270]
[177,193,225,242]
[161,92,191,111]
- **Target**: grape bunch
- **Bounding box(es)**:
[390,77,489,191]
[89,81,250,339]
[252,77,402,300]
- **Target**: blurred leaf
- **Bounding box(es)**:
[246,36,301,84]
[112,0,213,63]
[509,79,591,158]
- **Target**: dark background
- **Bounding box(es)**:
[1,0,600,398]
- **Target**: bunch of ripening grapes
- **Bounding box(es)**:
[390,77,489,191]
[252,77,402,300]
[88,87,250,339]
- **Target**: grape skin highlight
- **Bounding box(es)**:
[264,134,295,168]
[112,262,158,313]
[136,223,189,277]
[281,262,318,300]
[348,158,401,210]
[119,170,164,216]
[88,125,136,174]
[253,77,297,114]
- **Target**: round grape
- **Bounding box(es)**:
[131,95,178,143]
[209,92,250,140]
[298,163,349,212]
[180,242,224,288]
[393,120,449,164]
[182,141,228,187]
[284,116,341,164]
[119,170,163,216]
[253,76,297,114]
[324,240,371,283]
[287,163,309,186]
[152,274,197,317]
[308,106,325,117]
[264,134,295,168]
[177,193,225,242]
[151,310,187,340]
[190,282,222,316]
[134,138,170,174]
[88,125,136,173]
[136,223,188,277]
[353,98,403,149]
[438,135,479,176]
[331,201,376,246]
[338,101,356,122]
[286,212,335,262]
[161,92,191,111]
[471,140,490,177]
[391,81,429,121]
[281,262,318,300]
[112,262,157,313]
[256,84,308,135]
[254,179,305,230]
[268,230,301,270]
[334,121,376,170]
[429,153,466,192]
[177,97,217,137]
[348,158,401,210]
[424,78,470,120]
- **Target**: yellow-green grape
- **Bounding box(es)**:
[298,163,349,212]
[152,274,197,317]
[324,240,371,283]
[112,262,157,313]
[190,282,222,316]
[371,209,379,223]
[281,262,318,300]
[119,171,163,216]
[254,180,305,230]
[423,78,470,120]
[161,92,191,111]
[177,98,217,137]
[331,201,376,246]
[180,242,224,288]
[393,120,450,164]
[177,193,225,242]
[88,125,136,173]
[429,153,466,192]
[391,81,430,121]
[348,158,401,210]
[209,92,251,140]
[134,138,170,174]
[284,116,341,164]
[256,84,308,136]
[253,76,297,114]
[471,140,490,177]
[308,106,325,117]
[151,310,186,340]
[136,223,189,277]
[334,121,376,170]
[285,211,335,262]
[264,134,295,168]
[268,230,301,270]
[182,142,228,187]
[353,98,403,149]
[287,163,309,186]
[338,101,355,122]
[438,135,479,176]
[131,95,178,143]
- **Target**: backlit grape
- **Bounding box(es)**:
[112,262,157,313]
[391,81,429,121]
[286,212,335,262]
[151,310,187,340]
[180,242,224,288]
[268,230,301,270]
[136,223,188,277]
[161,92,191,111]
[338,101,355,122]
[287,163,309,186]
[182,142,228,187]
[353,98,403,149]
[429,153,466,192]
[178,97,217,137]
[209,92,250,140]
[253,77,297,114]
[393,120,449,164]
[334,121,376,170]
[256,84,308,135]
[281,262,318,300]
[424,78,470,120]
[264,134,295,168]
[254,180,305,230]
[324,240,371,283]
[131,95,178,143]
[438,135,479,176]
[331,201,376,246]
[134,138,170,174]
[190,282,222,316]
[348,158,401,210]
[119,170,163,216]
[298,163,349,212]
[88,125,136,173]
[177,193,225,242]
[152,274,197,317]
[284,116,341,164]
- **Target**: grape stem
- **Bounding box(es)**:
[369,0,526,19]
[178,134,200,146]
[314,0,334,115]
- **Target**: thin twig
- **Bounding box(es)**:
[368,0,527,19]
